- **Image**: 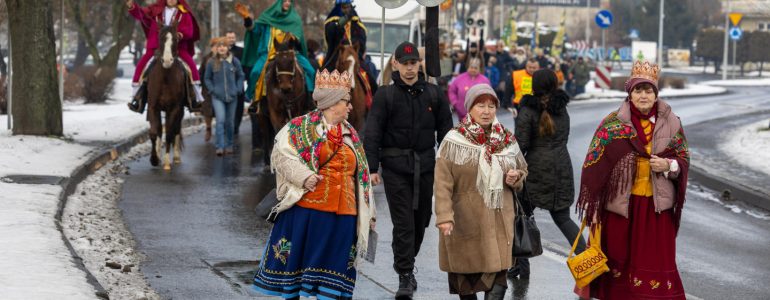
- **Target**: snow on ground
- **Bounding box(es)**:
[0,78,194,299]
[700,78,770,86]
[572,80,727,103]
[0,182,98,299]
[719,119,770,177]
[62,142,160,300]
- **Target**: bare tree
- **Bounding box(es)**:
[66,0,133,76]
[5,0,62,135]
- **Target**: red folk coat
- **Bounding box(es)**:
[128,0,200,55]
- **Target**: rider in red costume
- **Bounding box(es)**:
[126,0,202,113]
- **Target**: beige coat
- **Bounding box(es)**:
[433,132,528,274]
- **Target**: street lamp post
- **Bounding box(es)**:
[657,0,664,67]
[722,0,730,80]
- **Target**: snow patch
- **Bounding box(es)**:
[62,142,160,300]
[701,78,770,86]
[718,119,770,177]
[572,82,726,103]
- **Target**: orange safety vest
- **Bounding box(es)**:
[512,69,533,105]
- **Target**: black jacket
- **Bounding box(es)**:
[515,90,574,211]
[364,72,453,174]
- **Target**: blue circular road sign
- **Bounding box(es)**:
[729,27,743,40]
[595,10,613,29]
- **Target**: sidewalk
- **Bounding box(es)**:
[0,78,192,299]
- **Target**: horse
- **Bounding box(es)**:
[334,43,368,131]
[259,34,309,165]
[145,23,187,171]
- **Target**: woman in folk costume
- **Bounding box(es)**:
[237,0,315,104]
[434,84,528,300]
[575,60,690,299]
[252,69,376,300]
[126,0,203,112]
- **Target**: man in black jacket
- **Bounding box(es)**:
[364,41,453,299]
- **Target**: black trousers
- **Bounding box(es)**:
[381,168,434,274]
[515,207,586,273]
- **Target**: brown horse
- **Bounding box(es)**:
[334,44,367,131]
[145,24,186,170]
[260,34,309,164]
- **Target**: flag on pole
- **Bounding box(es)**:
[551,9,566,58]
[504,7,518,47]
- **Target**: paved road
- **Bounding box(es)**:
[121,85,770,299]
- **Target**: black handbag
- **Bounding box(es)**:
[512,185,543,258]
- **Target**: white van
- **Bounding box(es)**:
[354,0,422,71]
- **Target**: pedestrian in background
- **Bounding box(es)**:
[506,58,540,114]
[511,69,584,279]
[225,30,247,136]
[204,37,245,156]
[484,56,501,98]
[575,61,690,299]
[434,84,528,300]
[569,57,590,96]
[253,69,376,300]
[364,41,453,299]
[198,37,219,142]
[448,58,491,119]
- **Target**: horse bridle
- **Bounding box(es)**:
[274,50,297,78]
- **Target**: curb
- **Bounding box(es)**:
[688,165,770,211]
[54,116,204,299]
[685,109,770,212]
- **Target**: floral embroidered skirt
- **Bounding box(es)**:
[580,195,685,300]
[252,205,358,300]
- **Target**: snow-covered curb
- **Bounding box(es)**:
[0,78,201,299]
[572,82,727,103]
[62,143,161,300]
[700,78,770,87]
[719,119,770,177]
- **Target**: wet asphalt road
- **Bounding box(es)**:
[121,84,770,299]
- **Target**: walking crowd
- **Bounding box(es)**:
[126,0,691,299]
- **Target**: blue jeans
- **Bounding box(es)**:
[575,84,586,96]
[212,97,237,150]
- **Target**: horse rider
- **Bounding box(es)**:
[126,0,203,113]
[322,0,378,98]
[237,0,316,109]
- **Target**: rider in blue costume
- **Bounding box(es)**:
[239,0,315,104]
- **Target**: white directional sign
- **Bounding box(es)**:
[595,10,613,28]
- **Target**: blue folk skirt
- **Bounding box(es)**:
[253,205,358,299]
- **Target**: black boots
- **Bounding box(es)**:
[507,258,530,279]
[396,272,417,299]
[128,83,147,114]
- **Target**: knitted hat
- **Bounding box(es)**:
[313,69,352,110]
[464,84,499,113]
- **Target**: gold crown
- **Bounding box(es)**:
[629,60,660,83]
[315,69,352,90]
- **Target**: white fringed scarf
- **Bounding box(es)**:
[437,117,520,209]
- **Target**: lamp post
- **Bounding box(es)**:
[657,0,664,67]
[722,0,730,80]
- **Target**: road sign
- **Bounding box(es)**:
[729,27,743,40]
[595,10,613,28]
[729,13,743,26]
[629,29,639,39]
[595,66,612,89]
